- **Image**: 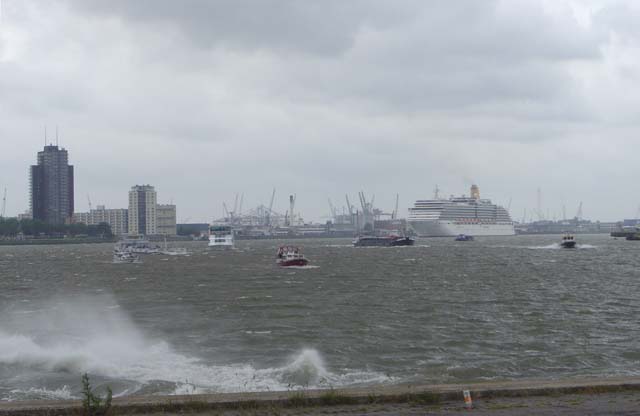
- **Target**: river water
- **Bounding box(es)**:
[1,235,639,401]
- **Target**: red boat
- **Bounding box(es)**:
[276,246,309,267]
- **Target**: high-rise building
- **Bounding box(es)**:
[30,145,74,224]
[156,204,177,236]
[128,185,157,235]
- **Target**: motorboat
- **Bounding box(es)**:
[115,237,160,254]
[454,234,474,241]
[276,246,309,267]
[159,237,190,256]
[560,234,576,248]
[113,249,141,264]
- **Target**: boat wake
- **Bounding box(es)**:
[0,296,389,401]
[526,243,562,250]
[526,243,597,250]
[576,244,597,249]
[282,265,320,270]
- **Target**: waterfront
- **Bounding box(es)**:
[1,235,640,401]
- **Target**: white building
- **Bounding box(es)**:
[128,185,157,235]
[72,206,129,235]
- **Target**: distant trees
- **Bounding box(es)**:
[0,217,20,236]
[0,218,113,238]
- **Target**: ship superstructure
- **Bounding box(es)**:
[208,224,234,248]
[408,185,514,237]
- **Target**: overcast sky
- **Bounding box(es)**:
[1,0,639,223]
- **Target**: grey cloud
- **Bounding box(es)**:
[66,0,410,56]
[2,0,640,222]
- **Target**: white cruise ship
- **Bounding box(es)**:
[408,185,515,237]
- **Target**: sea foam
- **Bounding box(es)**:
[0,295,389,396]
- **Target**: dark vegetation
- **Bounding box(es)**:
[81,373,112,416]
[0,217,112,238]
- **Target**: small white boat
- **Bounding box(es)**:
[160,247,190,256]
[113,249,142,264]
[159,238,190,256]
[115,237,160,254]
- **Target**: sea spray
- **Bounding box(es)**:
[0,295,390,398]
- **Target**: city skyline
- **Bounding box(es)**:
[3,1,640,222]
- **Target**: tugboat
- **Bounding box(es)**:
[560,234,577,248]
[352,235,415,247]
[276,246,309,267]
[454,234,474,241]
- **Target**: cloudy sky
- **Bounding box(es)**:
[1,0,639,223]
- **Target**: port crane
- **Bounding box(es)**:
[265,188,276,226]
[575,202,583,221]
[392,194,399,220]
[1,188,6,218]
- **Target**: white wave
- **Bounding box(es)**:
[577,244,597,249]
[526,243,597,250]
[526,243,561,250]
[7,386,74,401]
[0,296,390,395]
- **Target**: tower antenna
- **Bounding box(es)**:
[44,125,47,146]
[56,125,59,146]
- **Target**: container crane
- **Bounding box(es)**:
[393,194,399,219]
[266,188,276,226]
[575,202,583,221]
[1,188,6,218]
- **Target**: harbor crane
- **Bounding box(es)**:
[392,194,399,220]
[265,188,276,226]
[345,195,353,215]
[328,198,337,219]
[1,188,6,218]
[233,194,239,217]
[575,202,583,221]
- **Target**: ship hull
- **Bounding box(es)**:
[208,235,234,249]
[278,258,309,267]
[353,237,415,247]
[409,221,515,237]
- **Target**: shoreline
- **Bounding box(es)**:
[2,376,639,415]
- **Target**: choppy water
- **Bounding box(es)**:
[1,235,640,401]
